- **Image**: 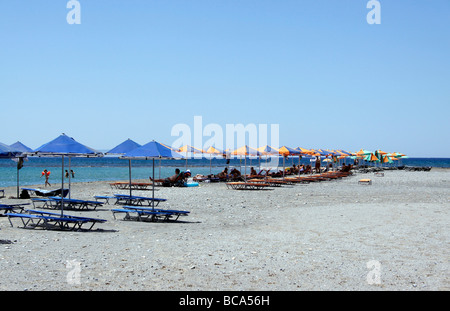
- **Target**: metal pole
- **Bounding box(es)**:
[152,158,155,212]
[129,159,132,197]
[61,155,64,217]
[68,156,71,200]
[16,164,19,199]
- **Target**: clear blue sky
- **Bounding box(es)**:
[1,1,449,157]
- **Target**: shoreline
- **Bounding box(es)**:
[1,166,449,192]
[0,169,449,291]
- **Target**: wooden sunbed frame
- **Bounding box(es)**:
[226,182,272,190]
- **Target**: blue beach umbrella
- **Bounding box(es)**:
[106,138,141,155]
[32,133,103,215]
[121,140,184,211]
[0,142,21,158]
[10,141,33,153]
[1,142,23,197]
[33,133,101,156]
[106,139,142,184]
[125,140,183,159]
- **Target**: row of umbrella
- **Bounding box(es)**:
[2,138,408,163]
[1,134,409,222]
[1,134,184,217]
[2,136,409,190]
[354,149,408,164]
[104,141,409,181]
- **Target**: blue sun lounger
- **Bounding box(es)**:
[94,195,115,204]
[113,194,167,206]
[111,206,189,222]
[111,208,174,222]
[6,210,107,231]
[31,197,103,210]
[50,197,103,210]
[125,206,190,218]
[21,188,69,198]
[0,203,31,215]
[27,209,107,230]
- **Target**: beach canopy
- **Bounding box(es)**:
[336,149,353,156]
[123,140,184,159]
[30,133,103,216]
[257,145,279,155]
[204,146,224,155]
[177,145,204,171]
[381,155,393,164]
[392,152,408,159]
[355,149,373,158]
[278,146,301,156]
[121,140,184,211]
[10,141,33,153]
[229,145,260,181]
[294,147,314,156]
[364,153,379,162]
[0,142,22,157]
[33,133,102,157]
[316,149,334,156]
[177,145,204,154]
[230,145,260,156]
[203,146,225,174]
[106,139,141,155]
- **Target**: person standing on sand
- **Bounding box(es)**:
[315,157,321,173]
[41,169,51,187]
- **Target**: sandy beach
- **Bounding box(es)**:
[0,168,448,291]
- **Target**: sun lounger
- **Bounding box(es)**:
[113,194,167,206]
[123,206,189,218]
[51,197,103,210]
[94,195,115,204]
[283,177,311,184]
[109,182,159,190]
[0,203,30,215]
[112,208,175,222]
[26,209,107,230]
[358,179,372,185]
[21,188,69,198]
[111,206,189,222]
[6,210,107,231]
[31,198,55,209]
[247,178,287,187]
[31,197,103,210]
[226,182,272,190]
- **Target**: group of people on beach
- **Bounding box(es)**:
[39,163,353,188]
[190,161,354,182]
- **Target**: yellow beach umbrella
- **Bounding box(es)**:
[295,147,314,156]
[230,146,260,180]
[364,153,379,162]
[230,145,260,156]
[204,146,224,174]
[257,145,279,156]
[177,145,204,171]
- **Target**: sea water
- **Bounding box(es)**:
[0,156,449,188]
